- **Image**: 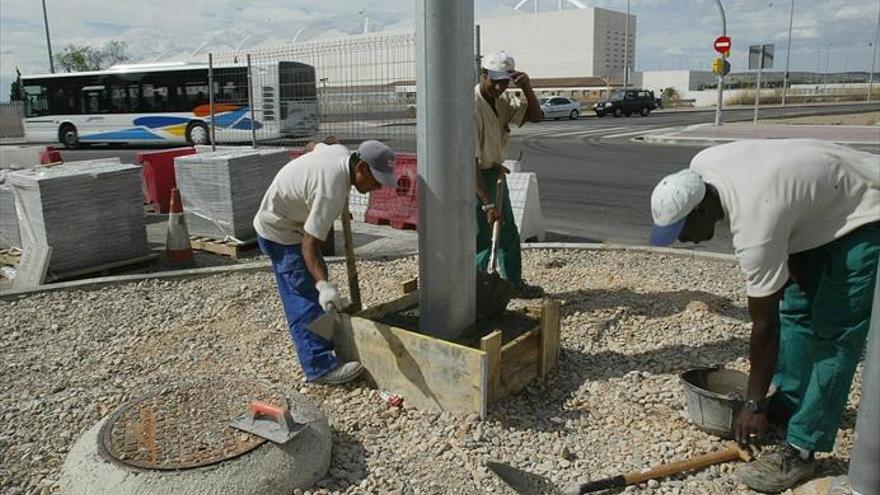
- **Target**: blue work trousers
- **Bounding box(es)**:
[257,236,338,380]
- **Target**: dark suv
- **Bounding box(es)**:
[594,89,657,117]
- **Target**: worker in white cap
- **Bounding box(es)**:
[254,139,397,385]
[649,139,880,493]
[475,50,544,297]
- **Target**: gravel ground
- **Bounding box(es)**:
[0,249,863,495]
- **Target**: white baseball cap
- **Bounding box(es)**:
[649,169,706,246]
[484,50,515,80]
[356,140,397,188]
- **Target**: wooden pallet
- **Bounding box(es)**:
[0,248,22,266]
[189,236,256,260]
[46,254,160,283]
[330,280,561,418]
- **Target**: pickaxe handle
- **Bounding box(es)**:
[574,445,751,493]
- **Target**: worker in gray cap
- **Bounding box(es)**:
[475,50,544,297]
[649,139,880,493]
[254,139,397,385]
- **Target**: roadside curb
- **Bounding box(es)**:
[641,123,880,147]
[1,244,733,299]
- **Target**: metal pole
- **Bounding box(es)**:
[475,24,482,85]
[415,0,476,338]
[623,0,630,89]
[712,0,727,126]
[753,65,762,124]
[869,6,880,104]
[246,54,257,148]
[847,257,880,494]
[208,53,216,151]
[823,43,831,91]
[41,0,54,73]
[781,0,795,106]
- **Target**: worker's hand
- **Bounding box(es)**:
[511,71,531,88]
[486,207,502,226]
[316,281,345,311]
[735,409,769,446]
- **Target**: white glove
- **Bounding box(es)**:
[316,281,345,311]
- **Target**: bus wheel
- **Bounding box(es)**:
[60,124,79,149]
[186,122,210,145]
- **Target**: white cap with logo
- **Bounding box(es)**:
[484,50,516,81]
[649,169,706,246]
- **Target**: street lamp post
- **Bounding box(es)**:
[823,42,832,91]
[869,5,880,103]
[711,0,727,126]
[41,0,55,73]
[623,0,630,89]
[781,0,795,106]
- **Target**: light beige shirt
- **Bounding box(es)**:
[691,139,880,297]
[474,84,527,170]
[253,143,351,244]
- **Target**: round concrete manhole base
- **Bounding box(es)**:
[58,382,332,495]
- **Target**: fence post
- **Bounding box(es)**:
[208,53,216,151]
[247,54,257,148]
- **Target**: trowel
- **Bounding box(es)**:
[307,304,342,341]
[229,400,308,444]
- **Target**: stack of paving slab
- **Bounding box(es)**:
[5,159,148,274]
[174,148,290,241]
[0,169,22,249]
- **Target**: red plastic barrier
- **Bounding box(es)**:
[38,146,63,165]
[136,147,196,213]
[364,152,418,230]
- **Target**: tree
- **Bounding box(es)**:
[662,87,680,101]
[9,67,25,101]
[55,41,129,72]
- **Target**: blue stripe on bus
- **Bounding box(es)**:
[210,108,249,128]
[82,128,165,141]
[133,116,191,128]
[231,118,263,131]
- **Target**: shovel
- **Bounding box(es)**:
[487,444,752,494]
[476,175,515,321]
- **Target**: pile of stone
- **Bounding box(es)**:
[174,149,290,241]
[0,170,21,249]
[4,159,147,273]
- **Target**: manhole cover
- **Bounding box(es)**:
[98,380,287,470]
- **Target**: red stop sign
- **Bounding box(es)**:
[714,36,731,54]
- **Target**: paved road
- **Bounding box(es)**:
[53,103,879,254]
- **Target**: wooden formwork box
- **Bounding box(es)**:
[332,285,561,418]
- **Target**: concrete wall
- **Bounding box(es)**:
[479,9,597,78]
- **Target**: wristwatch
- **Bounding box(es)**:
[481,203,496,212]
[744,398,768,414]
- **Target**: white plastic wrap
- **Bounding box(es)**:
[6,159,148,274]
[0,170,22,249]
[174,149,290,242]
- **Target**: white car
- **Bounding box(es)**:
[539,96,581,120]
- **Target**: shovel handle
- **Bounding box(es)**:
[575,445,750,494]
[249,400,285,420]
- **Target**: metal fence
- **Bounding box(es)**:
[0,102,25,138]
[210,34,418,153]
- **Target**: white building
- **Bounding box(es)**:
[641,70,717,99]
[478,7,636,81]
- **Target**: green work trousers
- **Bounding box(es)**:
[772,222,880,452]
[475,168,522,285]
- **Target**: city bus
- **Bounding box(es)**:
[20,61,318,147]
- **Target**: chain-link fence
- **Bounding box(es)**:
[210,34,417,153]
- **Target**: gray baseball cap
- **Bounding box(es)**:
[356,140,397,188]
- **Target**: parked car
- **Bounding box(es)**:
[593,89,657,117]
[539,96,581,120]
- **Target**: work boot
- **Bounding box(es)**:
[515,281,545,299]
[737,442,816,493]
[313,361,364,385]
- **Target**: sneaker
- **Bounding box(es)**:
[737,443,816,493]
[312,361,364,385]
[514,281,545,299]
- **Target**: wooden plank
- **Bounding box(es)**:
[340,200,361,312]
[540,300,561,377]
[335,314,487,415]
[480,331,503,404]
[45,253,159,282]
[189,236,256,259]
[401,278,418,294]
[497,327,541,400]
[357,290,419,321]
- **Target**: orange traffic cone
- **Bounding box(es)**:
[166,188,195,265]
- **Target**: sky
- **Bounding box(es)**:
[1,0,879,100]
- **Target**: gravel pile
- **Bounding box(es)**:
[0,249,862,495]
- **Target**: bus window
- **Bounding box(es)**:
[110,86,128,113]
[81,86,109,113]
[23,84,49,117]
[142,83,171,112]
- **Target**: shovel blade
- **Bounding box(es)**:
[486,460,561,495]
[476,271,514,320]
[307,308,337,341]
